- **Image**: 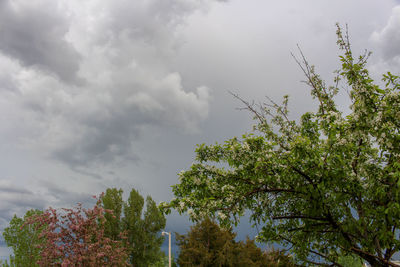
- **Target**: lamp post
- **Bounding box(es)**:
[162,231,171,267]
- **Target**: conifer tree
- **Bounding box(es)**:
[176,218,294,267]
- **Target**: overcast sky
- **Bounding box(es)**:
[0,0,399,259]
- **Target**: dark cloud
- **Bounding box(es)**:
[0,184,31,194]
[0,185,46,212]
[0,0,82,83]
[38,180,96,207]
[0,182,47,229]
[0,179,97,244]
[0,0,212,169]
[50,117,141,167]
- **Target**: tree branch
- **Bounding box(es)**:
[272,214,329,221]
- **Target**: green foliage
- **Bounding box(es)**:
[176,217,238,267]
[101,188,166,267]
[176,218,294,267]
[261,247,297,267]
[149,252,178,267]
[102,188,123,240]
[236,239,296,267]
[1,259,11,267]
[0,259,7,267]
[337,254,364,267]
[2,210,44,267]
[165,25,400,266]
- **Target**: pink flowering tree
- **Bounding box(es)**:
[27,196,129,266]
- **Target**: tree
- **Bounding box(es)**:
[2,209,44,267]
[164,25,400,266]
[260,247,298,267]
[102,188,124,240]
[176,217,294,267]
[27,197,128,266]
[337,254,364,267]
[101,188,166,267]
[176,217,238,267]
[148,252,178,267]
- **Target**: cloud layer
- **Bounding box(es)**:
[0,0,82,83]
[0,0,214,168]
[370,5,400,71]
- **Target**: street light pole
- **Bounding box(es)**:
[162,231,171,267]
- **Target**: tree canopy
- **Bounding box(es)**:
[164,25,400,267]
[2,209,44,267]
[26,198,128,266]
[176,217,239,267]
[2,187,166,267]
[102,188,124,241]
[177,217,294,267]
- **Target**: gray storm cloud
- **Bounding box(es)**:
[0,0,82,83]
[0,179,97,229]
[0,0,216,168]
[0,181,47,229]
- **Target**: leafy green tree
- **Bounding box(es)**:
[0,259,8,267]
[2,209,44,267]
[164,25,400,266]
[101,188,166,267]
[149,252,177,267]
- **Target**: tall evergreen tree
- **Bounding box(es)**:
[176,217,237,267]
[235,238,270,267]
[101,188,166,267]
[102,188,123,240]
[176,218,294,267]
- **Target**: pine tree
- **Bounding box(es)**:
[177,218,294,267]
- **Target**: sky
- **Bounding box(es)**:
[0,0,400,260]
